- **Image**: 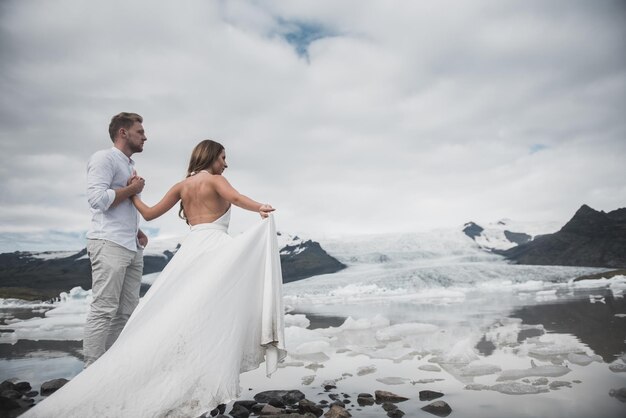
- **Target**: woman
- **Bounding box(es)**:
[25,140,286,418]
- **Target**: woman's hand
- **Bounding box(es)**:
[259,204,275,219]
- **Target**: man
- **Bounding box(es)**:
[84,112,148,367]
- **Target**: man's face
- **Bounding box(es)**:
[123,122,147,153]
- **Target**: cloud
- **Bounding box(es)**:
[0,0,625,251]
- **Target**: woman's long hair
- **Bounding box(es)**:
[179,139,225,223]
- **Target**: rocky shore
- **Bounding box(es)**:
[1,378,456,418]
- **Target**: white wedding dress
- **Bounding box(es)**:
[25,208,286,418]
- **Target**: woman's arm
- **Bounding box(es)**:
[131,181,182,221]
[213,176,275,217]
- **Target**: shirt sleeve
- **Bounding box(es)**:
[86,153,116,211]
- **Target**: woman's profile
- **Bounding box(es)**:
[24,140,286,418]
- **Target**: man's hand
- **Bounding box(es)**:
[137,229,148,248]
[127,175,145,195]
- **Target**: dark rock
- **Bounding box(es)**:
[421,400,452,417]
[324,384,336,392]
[328,394,339,401]
[356,396,375,406]
[463,222,484,240]
[229,403,251,418]
[14,382,31,393]
[501,205,626,268]
[387,409,405,418]
[318,400,329,405]
[381,402,397,411]
[255,390,305,407]
[24,391,38,398]
[233,400,257,410]
[341,399,350,405]
[0,390,22,399]
[0,381,15,392]
[269,398,286,408]
[374,390,409,403]
[40,378,69,396]
[251,403,266,414]
[357,393,373,399]
[298,399,324,417]
[504,230,531,245]
[283,390,306,405]
[342,394,350,398]
[419,390,444,401]
[0,396,21,411]
[260,404,284,415]
[280,240,347,283]
[324,404,352,418]
[209,403,226,416]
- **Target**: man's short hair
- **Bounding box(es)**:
[108,112,143,141]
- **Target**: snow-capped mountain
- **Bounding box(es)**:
[462,218,561,251]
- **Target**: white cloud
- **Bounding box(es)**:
[0,0,624,251]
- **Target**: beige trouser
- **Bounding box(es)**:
[84,239,143,367]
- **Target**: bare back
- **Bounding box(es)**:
[180,171,230,225]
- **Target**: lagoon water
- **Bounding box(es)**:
[2,228,626,416]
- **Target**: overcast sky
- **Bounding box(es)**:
[1,0,625,252]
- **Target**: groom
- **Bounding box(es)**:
[84,112,148,367]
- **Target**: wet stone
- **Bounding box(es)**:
[357,396,375,407]
[374,390,409,403]
[421,400,452,417]
[324,404,352,418]
[40,378,69,396]
[299,399,324,417]
[419,390,444,401]
[387,409,405,418]
[381,402,397,411]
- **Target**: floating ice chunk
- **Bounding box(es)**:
[535,289,558,301]
[609,363,626,373]
[497,364,571,381]
[284,314,310,328]
[513,281,546,291]
[567,353,601,366]
[549,380,572,390]
[284,327,327,349]
[293,340,331,355]
[375,323,438,342]
[301,375,315,385]
[528,344,583,357]
[357,365,377,376]
[290,352,330,362]
[376,377,409,385]
[438,338,480,364]
[464,383,491,391]
[278,361,305,368]
[340,315,390,330]
[491,382,549,395]
[411,378,445,384]
[570,278,614,289]
[418,364,442,372]
[616,314,626,318]
[589,295,605,304]
[459,363,502,377]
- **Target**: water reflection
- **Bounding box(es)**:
[511,289,626,362]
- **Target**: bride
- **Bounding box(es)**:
[25,140,286,417]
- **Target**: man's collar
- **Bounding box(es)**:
[111,146,134,165]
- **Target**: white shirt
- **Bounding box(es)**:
[86,147,140,251]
